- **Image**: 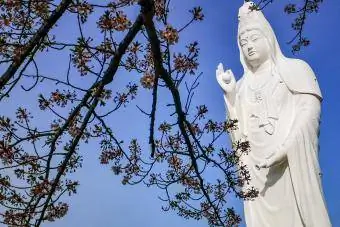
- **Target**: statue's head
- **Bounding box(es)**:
[237,2,285,73]
[239,28,270,70]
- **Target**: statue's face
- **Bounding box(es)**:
[239,29,270,69]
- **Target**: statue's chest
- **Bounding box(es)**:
[244,75,289,114]
[239,74,293,147]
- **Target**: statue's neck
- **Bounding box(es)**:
[250,59,272,75]
[247,59,273,89]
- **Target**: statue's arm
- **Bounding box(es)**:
[258,93,321,168]
[279,59,322,156]
[284,93,321,145]
[222,76,243,119]
[223,91,236,116]
[216,63,239,133]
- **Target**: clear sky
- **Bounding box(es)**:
[1,0,339,226]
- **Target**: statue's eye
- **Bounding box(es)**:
[240,40,248,47]
[251,35,260,41]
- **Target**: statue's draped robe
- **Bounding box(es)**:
[224,3,331,226]
[226,61,330,227]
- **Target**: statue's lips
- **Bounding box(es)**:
[248,51,256,56]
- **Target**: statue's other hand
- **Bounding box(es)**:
[256,147,287,170]
[216,63,236,93]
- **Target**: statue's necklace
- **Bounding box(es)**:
[247,72,272,103]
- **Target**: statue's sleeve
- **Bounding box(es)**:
[223,93,237,143]
[280,59,322,100]
[282,94,320,151]
[280,93,331,226]
[223,78,244,143]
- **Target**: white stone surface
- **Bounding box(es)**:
[216,2,331,226]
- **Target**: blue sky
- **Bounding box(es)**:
[1,0,339,226]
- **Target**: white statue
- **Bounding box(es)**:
[216,2,331,226]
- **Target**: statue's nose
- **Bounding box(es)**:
[248,47,253,52]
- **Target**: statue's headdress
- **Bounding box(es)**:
[238,2,262,30]
[237,1,285,74]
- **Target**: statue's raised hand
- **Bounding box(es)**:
[216,63,236,93]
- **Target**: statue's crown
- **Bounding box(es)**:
[238,1,262,29]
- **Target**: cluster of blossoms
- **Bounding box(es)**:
[100,147,123,165]
[0,140,14,165]
[190,6,204,21]
[154,0,166,20]
[129,41,142,54]
[100,139,145,185]
[31,180,53,197]
[160,25,179,44]
[282,0,323,52]
[0,0,53,63]
[140,72,155,89]
[71,38,94,76]
[15,107,32,123]
[173,53,199,74]
[38,90,77,110]
[96,38,115,58]
[98,10,131,32]
[31,0,50,19]
[44,202,69,222]
[69,1,94,23]
[158,122,172,133]
[113,83,138,106]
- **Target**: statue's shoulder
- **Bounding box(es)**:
[279,58,322,101]
[286,58,315,76]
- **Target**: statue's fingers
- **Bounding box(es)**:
[222,73,231,84]
[265,155,282,168]
[216,70,225,83]
[216,72,224,88]
[216,69,222,81]
[229,70,236,79]
[265,158,274,168]
[265,152,275,160]
[217,63,224,74]
[225,69,236,83]
[256,160,268,170]
[218,63,224,71]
